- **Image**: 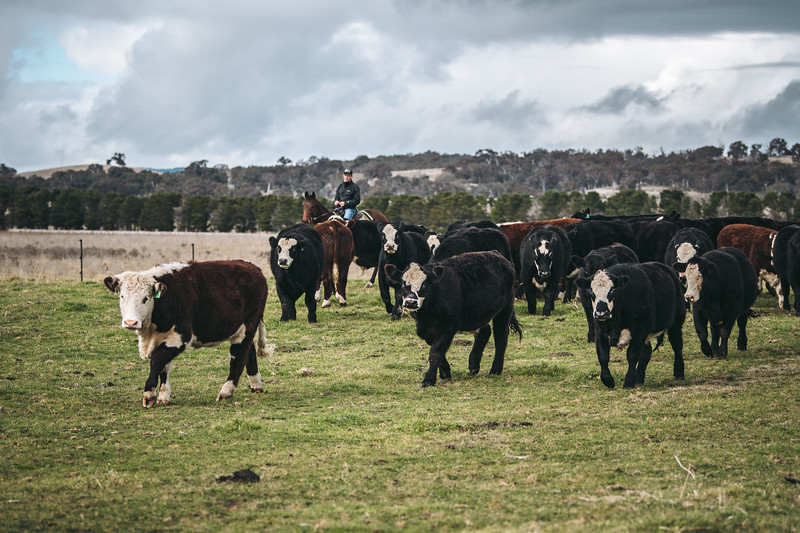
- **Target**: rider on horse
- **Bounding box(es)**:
[334,168,361,220]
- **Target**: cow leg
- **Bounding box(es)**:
[668,324,685,381]
[579,289,595,343]
[277,290,297,322]
[710,324,724,359]
[217,339,252,401]
[595,334,615,389]
[422,333,455,387]
[320,269,334,308]
[378,259,394,315]
[143,344,183,408]
[365,267,378,289]
[438,355,451,380]
[542,285,556,316]
[736,312,749,352]
[489,308,513,375]
[634,341,652,386]
[157,362,173,405]
[716,320,733,360]
[693,307,713,357]
[304,286,318,323]
[245,341,263,393]
[468,325,492,375]
[524,284,537,315]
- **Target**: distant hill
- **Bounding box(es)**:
[18,164,157,180]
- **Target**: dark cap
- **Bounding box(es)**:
[343,168,352,175]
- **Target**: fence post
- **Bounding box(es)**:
[79,239,84,282]
[192,243,195,261]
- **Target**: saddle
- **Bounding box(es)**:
[333,208,373,221]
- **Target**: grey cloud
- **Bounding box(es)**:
[471,90,547,130]
[732,79,800,140]
[583,85,665,114]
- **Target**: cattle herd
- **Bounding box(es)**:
[105,202,800,406]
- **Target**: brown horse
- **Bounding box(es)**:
[302,191,388,225]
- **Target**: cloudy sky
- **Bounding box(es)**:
[2,0,799,173]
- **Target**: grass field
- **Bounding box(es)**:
[1,233,799,531]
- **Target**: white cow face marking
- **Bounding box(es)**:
[675,242,698,263]
[533,239,553,280]
[382,225,399,253]
[400,263,429,310]
[683,263,703,302]
[589,270,616,320]
[112,272,161,330]
[427,234,440,253]
[276,237,298,269]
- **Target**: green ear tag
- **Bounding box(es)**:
[155,290,162,299]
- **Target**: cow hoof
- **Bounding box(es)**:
[364,282,373,289]
[391,314,402,321]
[250,387,264,394]
[321,299,331,308]
[420,381,435,388]
[156,398,171,406]
[600,374,615,389]
[468,369,479,376]
[143,397,157,408]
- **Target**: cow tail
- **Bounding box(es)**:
[653,333,665,352]
[255,321,275,360]
[509,312,523,341]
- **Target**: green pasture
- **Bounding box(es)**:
[0,279,798,531]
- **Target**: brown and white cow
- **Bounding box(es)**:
[104,260,271,407]
[716,223,779,299]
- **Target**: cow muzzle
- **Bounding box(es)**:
[384,245,396,253]
[278,258,291,269]
[402,298,420,310]
[123,319,140,329]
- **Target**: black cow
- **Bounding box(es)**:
[630,219,682,263]
[664,227,715,267]
[104,260,270,407]
[377,222,432,320]
[787,230,800,316]
[428,219,500,254]
[431,226,512,263]
[673,247,758,359]
[384,251,522,387]
[345,219,382,288]
[519,225,572,315]
[773,224,800,312]
[575,262,686,389]
[269,223,325,322]
[571,243,639,343]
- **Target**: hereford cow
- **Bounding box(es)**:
[269,223,325,322]
[519,225,572,316]
[571,243,639,343]
[664,227,715,268]
[345,219,382,288]
[431,226,512,263]
[786,230,800,316]
[104,260,270,407]
[773,225,800,312]
[314,219,354,308]
[377,222,432,320]
[673,247,758,359]
[575,262,686,389]
[384,251,522,388]
[716,223,779,298]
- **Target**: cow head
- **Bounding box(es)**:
[674,241,699,264]
[425,231,440,254]
[532,237,554,284]
[380,222,405,254]
[270,236,301,269]
[385,262,441,311]
[673,256,708,303]
[104,272,166,330]
[575,269,629,321]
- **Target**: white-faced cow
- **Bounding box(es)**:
[104,260,270,408]
[269,223,325,322]
[576,262,686,389]
[673,247,759,359]
[571,243,639,343]
[385,251,522,388]
[519,225,572,316]
[377,222,432,320]
[431,226,513,263]
[664,227,715,267]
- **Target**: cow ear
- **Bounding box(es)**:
[104,276,120,293]
[269,236,278,247]
[575,277,591,290]
[397,222,405,232]
[384,264,401,284]
[154,282,167,298]
[570,255,584,269]
[432,265,446,279]
[673,262,688,273]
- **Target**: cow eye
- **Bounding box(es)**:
[142,296,149,303]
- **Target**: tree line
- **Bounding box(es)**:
[2,185,798,234]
